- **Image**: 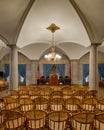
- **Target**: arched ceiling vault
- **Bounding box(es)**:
[69,0,94,42]
[0,0,104,60]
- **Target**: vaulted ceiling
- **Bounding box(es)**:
[0,0,104,60]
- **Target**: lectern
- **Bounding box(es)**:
[50,74,58,85]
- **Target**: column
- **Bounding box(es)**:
[30,60,39,84]
[89,43,101,91]
[26,62,31,85]
[71,59,79,84]
[35,61,40,84]
[9,45,18,90]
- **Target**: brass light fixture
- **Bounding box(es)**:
[44,23,62,61]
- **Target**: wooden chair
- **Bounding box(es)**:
[73,90,85,101]
[62,89,74,99]
[50,97,64,111]
[94,112,104,130]
[26,109,46,129]
[0,111,5,130]
[96,99,104,112]
[34,97,48,111]
[18,89,29,99]
[71,112,95,130]
[19,98,35,112]
[3,109,26,129]
[81,98,97,112]
[7,90,18,99]
[27,85,35,91]
[18,85,27,91]
[51,90,63,98]
[29,90,40,100]
[3,96,19,110]
[65,97,81,113]
[3,96,17,104]
[40,87,52,99]
[0,99,5,110]
[85,90,97,98]
[48,110,69,130]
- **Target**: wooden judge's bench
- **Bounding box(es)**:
[37,75,71,85]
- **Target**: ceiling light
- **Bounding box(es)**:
[44,23,62,61]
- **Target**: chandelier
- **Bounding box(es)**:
[44,23,62,61]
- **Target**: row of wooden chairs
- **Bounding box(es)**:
[0,109,104,130]
[2,96,104,114]
[7,88,97,101]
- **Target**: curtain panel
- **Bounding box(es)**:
[4,64,9,81]
[55,64,65,77]
[18,64,26,84]
[43,64,53,77]
[4,64,26,85]
[83,64,104,85]
[83,64,89,85]
[98,64,104,80]
[43,64,65,78]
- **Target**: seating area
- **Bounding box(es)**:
[0,85,104,129]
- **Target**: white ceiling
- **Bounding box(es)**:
[0,0,104,60]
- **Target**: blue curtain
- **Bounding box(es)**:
[4,64,9,81]
[98,64,104,80]
[18,64,26,85]
[83,64,89,85]
[43,64,53,77]
[4,64,26,84]
[55,64,65,77]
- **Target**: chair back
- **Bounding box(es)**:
[20,98,34,112]
[65,98,81,113]
[3,96,19,110]
[50,98,64,111]
[7,90,18,99]
[51,90,63,98]
[0,111,5,129]
[71,112,95,130]
[48,110,69,130]
[81,98,97,112]
[96,99,104,112]
[34,97,48,111]
[0,99,5,110]
[3,110,26,129]
[26,109,46,129]
[94,112,104,130]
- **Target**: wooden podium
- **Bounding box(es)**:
[50,74,58,85]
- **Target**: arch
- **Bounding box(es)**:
[39,46,70,61]
[69,0,94,42]
[15,0,35,45]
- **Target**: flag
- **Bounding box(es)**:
[36,65,40,79]
[69,67,71,81]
